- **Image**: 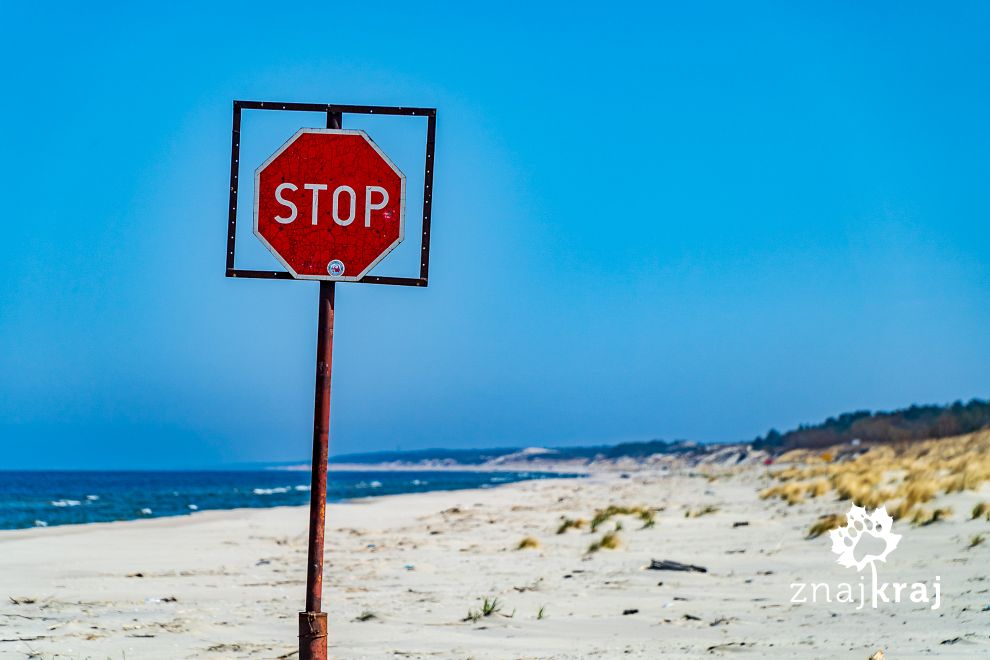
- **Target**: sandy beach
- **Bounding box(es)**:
[2,459,989,659]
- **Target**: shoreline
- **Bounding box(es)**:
[0,471,587,538]
[323,462,592,473]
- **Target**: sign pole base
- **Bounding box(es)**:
[299,611,328,660]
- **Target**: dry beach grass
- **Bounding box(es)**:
[760,429,990,532]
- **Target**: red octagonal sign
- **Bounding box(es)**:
[253,129,405,281]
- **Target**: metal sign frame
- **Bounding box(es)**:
[225,100,436,287]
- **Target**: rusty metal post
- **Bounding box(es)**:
[298,109,343,660]
[299,280,335,660]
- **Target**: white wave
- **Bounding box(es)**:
[370,481,382,488]
[86,494,99,501]
[253,487,290,495]
[34,520,48,527]
[188,504,199,511]
[51,499,81,507]
[294,485,311,492]
[140,508,153,515]
[411,479,427,486]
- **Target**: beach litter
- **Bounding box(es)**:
[648,559,708,573]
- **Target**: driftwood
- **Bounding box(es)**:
[648,559,708,573]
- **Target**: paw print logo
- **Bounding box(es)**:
[828,505,901,572]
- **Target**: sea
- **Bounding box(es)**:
[0,469,578,531]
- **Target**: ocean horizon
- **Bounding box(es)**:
[0,469,581,531]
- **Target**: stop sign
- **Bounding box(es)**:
[253,128,405,281]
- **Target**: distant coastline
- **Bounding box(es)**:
[274,397,990,473]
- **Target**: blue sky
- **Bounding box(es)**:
[2,2,989,468]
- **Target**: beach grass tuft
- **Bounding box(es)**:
[806,479,830,498]
[685,504,719,518]
[638,508,656,528]
[516,536,540,550]
[589,505,653,532]
[807,513,845,538]
[464,596,502,622]
[911,506,953,526]
[556,518,587,534]
[588,531,621,553]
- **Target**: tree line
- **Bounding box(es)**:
[753,398,990,451]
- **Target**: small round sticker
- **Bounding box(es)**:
[327,260,345,277]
